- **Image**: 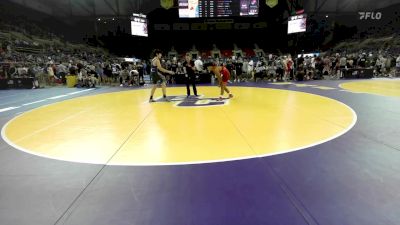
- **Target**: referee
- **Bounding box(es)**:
[183,54,198,97]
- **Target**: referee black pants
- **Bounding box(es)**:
[186,75,197,96]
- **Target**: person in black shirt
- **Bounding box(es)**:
[183,54,197,97]
[358,53,367,68]
[234,58,243,82]
[170,58,178,84]
[149,49,175,102]
[103,64,113,85]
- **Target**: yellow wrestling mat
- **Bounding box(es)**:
[1,87,356,165]
[340,79,400,97]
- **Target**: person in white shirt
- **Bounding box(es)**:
[47,64,56,84]
[248,59,254,79]
[339,55,347,78]
[129,69,139,86]
[194,57,203,72]
[242,59,248,74]
[379,55,387,76]
[396,55,400,67]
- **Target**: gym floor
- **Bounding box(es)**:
[0,79,399,225]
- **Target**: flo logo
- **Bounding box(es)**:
[155,95,229,107]
[359,12,382,20]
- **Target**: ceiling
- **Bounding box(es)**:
[305,0,400,13]
[8,0,155,17]
[7,0,400,17]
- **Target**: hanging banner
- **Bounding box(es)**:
[161,0,174,10]
[266,0,278,8]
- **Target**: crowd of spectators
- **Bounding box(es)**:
[0,20,138,89]
[1,16,399,90]
[157,47,400,84]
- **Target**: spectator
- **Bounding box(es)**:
[194,56,204,72]
[47,64,56,84]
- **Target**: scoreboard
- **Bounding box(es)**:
[288,14,307,34]
[131,13,148,37]
[179,0,259,18]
